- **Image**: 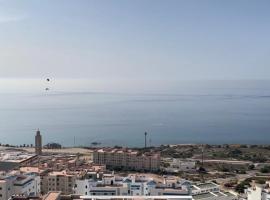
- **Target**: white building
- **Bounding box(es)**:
[75,173,190,197]
[246,181,270,200]
[74,179,98,195]
[166,159,196,173]
[0,171,40,200]
[192,191,238,200]
[191,182,237,200]
[13,173,40,196]
[192,183,220,195]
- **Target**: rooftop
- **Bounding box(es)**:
[43,192,61,200]
[0,150,36,163]
[194,182,218,190]
[20,167,45,174]
[192,192,215,200]
[94,148,160,158]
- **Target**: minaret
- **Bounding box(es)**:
[35,129,42,155]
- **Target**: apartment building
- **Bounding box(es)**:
[0,172,40,200]
[41,171,76,195]
[93,148,160,171]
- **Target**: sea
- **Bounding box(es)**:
[0,79,270,147]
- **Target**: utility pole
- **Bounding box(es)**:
[201,144,205,183]
[201,144,204,168]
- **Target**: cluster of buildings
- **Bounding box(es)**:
[0,130,251,200]
[0,146,239,200]
[93,148,160,171]
[74,173,191,196]
[74,172,237,200]
[0,163,238,200]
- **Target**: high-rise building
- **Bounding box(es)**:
[35,129,42,155]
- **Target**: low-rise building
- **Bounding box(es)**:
[165,159,196,173]
[191,183,220,195]
[191,182,237,200]
[74,173,190,197]
[246,181,270,200]
[0,150,37,171]
[192,191,237,200]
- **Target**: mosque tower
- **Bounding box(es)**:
[35,129,42,155]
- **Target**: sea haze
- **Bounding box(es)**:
[0,79,270,147]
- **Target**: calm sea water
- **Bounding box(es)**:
[0,79,270,147]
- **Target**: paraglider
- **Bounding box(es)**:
[45,78,51,91]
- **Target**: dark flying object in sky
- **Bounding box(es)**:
[46,78,50,82]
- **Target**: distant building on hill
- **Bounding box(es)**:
[44,142,62,149]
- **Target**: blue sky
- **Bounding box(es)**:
[0,0,270,80]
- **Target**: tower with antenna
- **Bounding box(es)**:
[200,144,205,183]
[144,132,147,148]
[201,144,204,168]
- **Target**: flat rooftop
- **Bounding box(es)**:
[192,193,215,200]
[43,192,61,200]
[0,150,36,163]
[95,148,159,157]
[194,182,218,189]
[192,191,235,199]
[80,195,192,200]
[20,167,45,174]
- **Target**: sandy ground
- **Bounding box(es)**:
[22,147,92,155]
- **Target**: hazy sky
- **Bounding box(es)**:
[0,0,270,80]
